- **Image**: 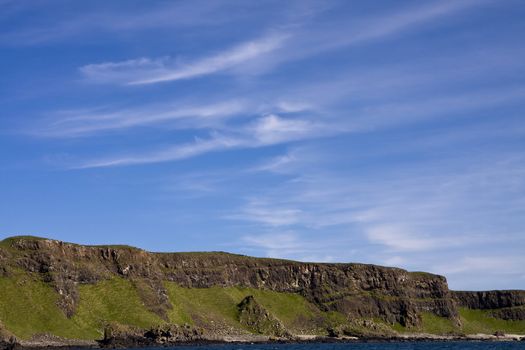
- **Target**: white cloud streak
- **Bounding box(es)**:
[78,0,485,86]
[36,100,247,137]
[80,34,289,85]
[75,133,244,169]
[224,145,525,278]
[74,114,338,168]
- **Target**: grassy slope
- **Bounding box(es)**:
[0,273,336,339]
[0,274,163,340]
[1,271,524,340]
[0,271,85,340]
[393,309,525,335]
[164,283,334,334]
[459,307,525,334]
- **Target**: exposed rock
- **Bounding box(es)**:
[0,323,17,350]
[144,324,205,343]
[99,322,205,347]
[237,296,289,337]
[491,306,525,321]
[328,319,396,338]
[99,323,147,348]
[453,290,525,310]
[19,333,96,348]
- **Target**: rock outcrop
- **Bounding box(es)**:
[453,290,525,310]
[99,323,205,347]
[328,319,396,338]
[237,296,289,337]
[453,290,525,321]
[0,323,17,350]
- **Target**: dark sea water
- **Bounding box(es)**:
[131,343,525,350]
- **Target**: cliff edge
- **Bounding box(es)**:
[0,236,523,345]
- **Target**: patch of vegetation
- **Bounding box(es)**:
[381,314,459,335]
[0,274,166,340]
[390,321,407,333]
[459,307,525,334]
[420,312,458,334]
[164,284,243,330]
[72,278,165,338]
[0,272,87,340]
[164,283,327,333]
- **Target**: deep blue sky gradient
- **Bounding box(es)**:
[1,0,525,290]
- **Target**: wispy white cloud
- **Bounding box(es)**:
[251,153,297,173]
[52,79,525,170]
[345,0,484,44]
[248,114,324,145]
[74,113,339,168]
[432,255,525,290]
[75,132,244,169]
[229,200,302,227]
[222,141,525,285]
[365,224,473,252]
[241,232,302,252]
[436,256,525,276]
[78,0,486,86]
[239,231,344,262]
[240,0,488,75]
[80,33,289,85]
[35,100,247,137]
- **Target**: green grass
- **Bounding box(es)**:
[0,272,86,339]
[164,283,328,333]
[459,307,525,334]
[2,270,525,341]
[0,274,165,340]
[420,312,458,334]
[71,277,165,338]
[0,274,324,340]
[384,314,458,335]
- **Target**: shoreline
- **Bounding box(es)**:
[7,333,525,350]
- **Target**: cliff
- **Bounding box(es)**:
[0,236,524,344]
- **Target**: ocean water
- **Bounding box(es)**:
[131,343,525,350]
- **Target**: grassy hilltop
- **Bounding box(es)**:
[0,236,524,342]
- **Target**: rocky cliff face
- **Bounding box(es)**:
[453,291,525,321]
[0,237,457,328]
[453,291,525,310]
[0,236,524,335]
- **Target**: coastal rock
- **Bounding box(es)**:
[0,324,17,350]
[328,319,396,338]
[144,324,205,343]
[99,323,205,347]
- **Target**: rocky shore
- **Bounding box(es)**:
[3,332,525,350]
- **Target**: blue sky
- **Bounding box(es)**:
[1,0,525,290]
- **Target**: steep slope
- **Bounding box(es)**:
[0,236,523,341]
[452,291,525,334]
